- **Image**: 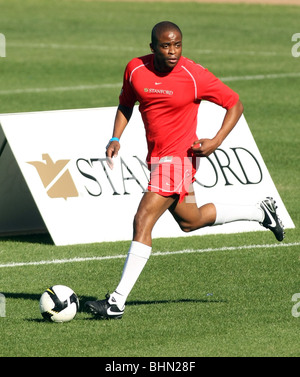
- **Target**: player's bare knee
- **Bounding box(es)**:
[133,213,142,234]
[133,209,148,234]
[178,221,194,233]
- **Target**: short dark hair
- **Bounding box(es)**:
[151,21,182,47]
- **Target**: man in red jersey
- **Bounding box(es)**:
[85,21,284,319]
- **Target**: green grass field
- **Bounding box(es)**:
[0,0,300,358]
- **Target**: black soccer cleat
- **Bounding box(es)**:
[259,197,285,242]
[85,293,124,320]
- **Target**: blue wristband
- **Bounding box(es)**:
[109,137,120,142]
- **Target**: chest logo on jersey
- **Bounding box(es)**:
[144,87,174,96]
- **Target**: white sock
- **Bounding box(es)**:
[214,203,264,225]
[109,241,152,310]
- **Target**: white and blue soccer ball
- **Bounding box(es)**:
[39,285,79,323]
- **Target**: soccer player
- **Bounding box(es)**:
[85,21,285,319]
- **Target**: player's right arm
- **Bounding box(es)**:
[106,58,137,159]
[106,104,133,159]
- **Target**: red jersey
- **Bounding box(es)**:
[119,54,239,163]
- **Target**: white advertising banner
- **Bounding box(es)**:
[0,103,294,245]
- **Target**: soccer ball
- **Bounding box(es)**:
[39,285,79,323]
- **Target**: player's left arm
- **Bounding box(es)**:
[192,99,244,157]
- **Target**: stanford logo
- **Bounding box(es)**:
[27,154,78,200]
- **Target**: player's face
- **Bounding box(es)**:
[151,29,182,73]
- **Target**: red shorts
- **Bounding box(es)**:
[147,156,198,203]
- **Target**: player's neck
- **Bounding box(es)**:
[153,57,176,73]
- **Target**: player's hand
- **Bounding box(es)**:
[106,140,120,158]
[191,138,219,157]
[106,140,120,169]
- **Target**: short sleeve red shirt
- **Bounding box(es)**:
[119,54,239,163]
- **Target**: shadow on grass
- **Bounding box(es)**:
[2,292,97,313]
[0,233,54,245]
[3,292,226,312]
[126,298,226,305]
[3,292,226,322]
